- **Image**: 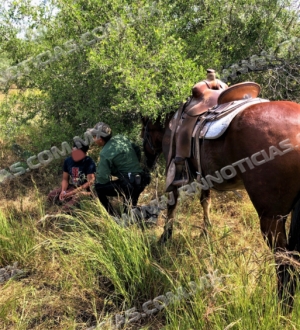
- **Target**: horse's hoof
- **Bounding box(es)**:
[158,229,173,245]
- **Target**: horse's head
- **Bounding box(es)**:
[141,116,165,170]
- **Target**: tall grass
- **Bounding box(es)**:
[0,210,37,265]
[45,204,172,305]
[1,191,300,329]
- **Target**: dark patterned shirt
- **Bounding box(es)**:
[63,156,96,187]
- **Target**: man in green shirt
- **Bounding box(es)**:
[88,122,150,215]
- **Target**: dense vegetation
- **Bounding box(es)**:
[1,0,300,329]
[0,0,299,148]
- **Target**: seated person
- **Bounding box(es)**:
[47,144,96,212]
[88,122,150,216]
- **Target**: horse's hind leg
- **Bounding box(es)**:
[260,215,296,313]
[260,215,287,251]
[200,189,211,229]
[281,197,300,312]
[159,188,178,244]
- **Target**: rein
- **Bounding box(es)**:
[143,118,162,156]
[142,118,163,169]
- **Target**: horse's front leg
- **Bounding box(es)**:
[260,215,296,313]
[159,188,179,244]
[200,189,211,229]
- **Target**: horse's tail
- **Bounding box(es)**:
[288,196,300,252]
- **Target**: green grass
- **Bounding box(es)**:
[1,186,300,329]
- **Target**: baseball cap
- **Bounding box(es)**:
[87,122,112,138]
[207,69,215,73]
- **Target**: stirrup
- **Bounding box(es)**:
[172,159,189,186]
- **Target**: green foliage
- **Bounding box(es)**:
[0,2,300,328]
[0,0,299,147]
[167,0,299,66]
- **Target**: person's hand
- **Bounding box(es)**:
[64,191,73,199]
[59,191,67,201]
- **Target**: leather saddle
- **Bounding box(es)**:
[184,84,224,117]
[218,82,260,104]
[165,82,262,191]
[180,81,260,117]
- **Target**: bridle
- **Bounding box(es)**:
[142,118,162,165]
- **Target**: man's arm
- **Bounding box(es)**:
[59,172,70,200]
[96,156,112,184]
[64,173,95,198]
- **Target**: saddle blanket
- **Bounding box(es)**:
[200,98,269,139]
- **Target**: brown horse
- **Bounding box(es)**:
[142,100,300,312]
[141,114,174,170]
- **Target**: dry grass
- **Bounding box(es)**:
[1,155,300,329]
